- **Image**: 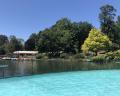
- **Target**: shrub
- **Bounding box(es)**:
[105,50,120,61]
[60,53,69,59]
[105,52,115,60]
[91,55,106,63]
[73,53,85,59]
[48,52,60,58]
[36,53,48,59]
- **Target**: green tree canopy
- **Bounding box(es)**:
[0,35,9,55]
[35,18,93,54]
[99,4,116,41]
[114,16,120,48]
[52,18,72,31]
[71,22,93,52]
[25,33,37,51]
[0,35,8,46]
[7,36,24,53]
[82,28,112,55]
[37,29,61,53]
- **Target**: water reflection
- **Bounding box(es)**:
[0,59,120,78]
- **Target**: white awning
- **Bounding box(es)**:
[13,51,38,55]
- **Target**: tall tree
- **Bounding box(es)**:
[52,18,72,31]
[71,22,93,52]
[99,4,116,41]
[7,36,23,53]
[37,18,77,54]
[33,18,93,54]
[25,33,37,51]
[51,18,75,53]
[0,35,9,55]
[37,29,62,53]
[0,35,8,45]
[114,16,120,48]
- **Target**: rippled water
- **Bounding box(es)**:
[0,70,120,96]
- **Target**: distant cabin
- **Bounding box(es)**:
[13,51,38,60]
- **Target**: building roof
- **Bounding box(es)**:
[13,51,38,54]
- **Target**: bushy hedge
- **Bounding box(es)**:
[60,53,70,59]
[73,53,85,59]
[91,55,106,63]
[105,50,120,61]
[91,50,120,63]
[60,53,85,59]
[36,53,48,59]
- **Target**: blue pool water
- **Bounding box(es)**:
[0,70,120,96]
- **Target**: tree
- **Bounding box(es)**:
[25,33,37,51]
[37,29,62,53]
[0,35,8,55]
[33,18,93,55]
[0,35,8,46]
[71,22,93,52]
[52,19,93,53]
[59,30,74,53]
[0,46,6,55]
[82,28,112,56]
[114,16,120,48]
[51,18,75,53]
[52,18,72,31]
[37,18,74,54]
[7,36,24,53]
[99,4,116,41]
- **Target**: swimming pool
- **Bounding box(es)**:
[0,70,120,96]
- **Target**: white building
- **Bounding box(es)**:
[13,51,38,60]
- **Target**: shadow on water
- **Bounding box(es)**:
[0,59,120,78]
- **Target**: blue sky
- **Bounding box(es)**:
[0,0,120,40]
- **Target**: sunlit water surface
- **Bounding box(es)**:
[0,70,120,96]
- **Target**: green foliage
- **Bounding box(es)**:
[0,35,8,46]
[52,18,72,30]
[36,53,48,59]
[114,16,120,48]
[105,50,120,60]
[0,35,8,55]
[0,35,24,54]
[7,36,24,53]
[91,50,120,63]
[60,53,70,59]
[99,4,116,42]
[25,33,37,51]
[82,28,112,55]
[73,53,85,59]
[35,18,92,54]
[105,52,115,60]
[40,18,75,53]
[70,22,93,52]
[91,55,106,63]
[37,29,62,53]
[0,46,6,55]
